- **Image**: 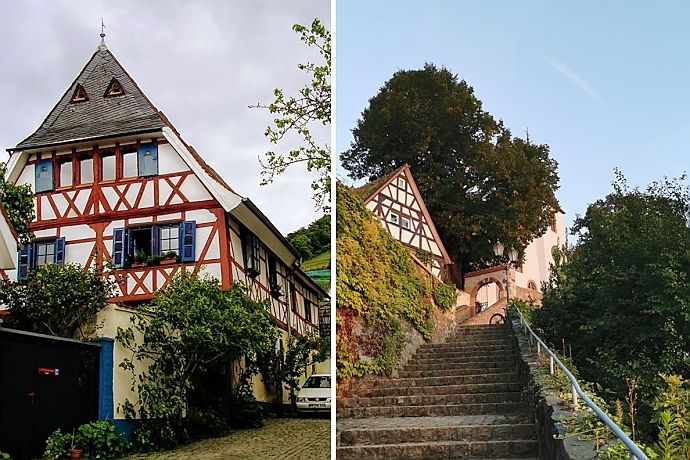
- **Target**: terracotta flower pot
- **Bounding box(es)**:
[69,448,83,459]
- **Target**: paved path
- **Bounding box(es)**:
[463,298,507,325]
[126,417,330,460]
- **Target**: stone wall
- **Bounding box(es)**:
[510,319,599,459]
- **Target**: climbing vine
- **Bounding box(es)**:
[336,182,435,380]
[432,281,456,311]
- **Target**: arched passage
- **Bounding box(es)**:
[468,277,505,316]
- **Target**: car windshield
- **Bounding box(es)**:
[303,375,331,389]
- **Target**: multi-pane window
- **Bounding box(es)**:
[111,221,196,269]
[160,224,180,253]
[123,151,137,178]
[59,159,73,187]
[18,238,66,280]
[304,299,312,323]
[401,217,411,229]
[35,240,55,266]
[79,157,94,184]
[242,229,261,278]
[389,213,398,224]
[101,153,116,181]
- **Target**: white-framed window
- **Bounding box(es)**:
[401,217,411,229]
[398,177,405,188]
[389,213,399,224]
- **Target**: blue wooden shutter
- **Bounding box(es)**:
[54,238,65,264]
[18,244,32,280]
[35,159,54,193]
[112,228,126,268]
[180,221,196,262]
[137,143,158,177]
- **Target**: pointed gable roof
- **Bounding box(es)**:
[356,164,452,266]
[13,43,166,151]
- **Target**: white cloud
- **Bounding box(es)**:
[546,57,603,104]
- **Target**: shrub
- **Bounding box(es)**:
[184,408,231,439]
[432,282,456,311]
[76,420,129,459]
[43,429,70,460]
[228,393,265,429]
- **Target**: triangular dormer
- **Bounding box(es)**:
[14,44,165,151]
[355,164,452,279]
[104,77,125,97]
[70,83,89,103]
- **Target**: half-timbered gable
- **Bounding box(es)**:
[356,164,452,279]
[4,40,326,338]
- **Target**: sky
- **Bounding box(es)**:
[0,0,329,235]
[336,1,690,233]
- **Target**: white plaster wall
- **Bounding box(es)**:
[519,211,566,291]
[158,143,191,174]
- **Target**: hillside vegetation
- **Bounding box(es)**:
[336,182,436,380]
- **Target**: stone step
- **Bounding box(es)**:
[338,391,522,408]
[337,439,539,459]
[338,422,537,446]
[422,339,513,350]
[357,382,522,398]
[416,345,516,357]
[337,401,524,419]
[408,354,516,366]
[363,372,520,388]
[401,363,516,377]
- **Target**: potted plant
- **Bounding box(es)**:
[131,249,148,268]
[270,281,284,298]
[159,250,178,265]
[68,429,82,459]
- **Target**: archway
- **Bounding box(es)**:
[468,276,505,316]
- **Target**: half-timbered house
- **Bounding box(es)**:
[356,164,452,280]
[3,38,327,417]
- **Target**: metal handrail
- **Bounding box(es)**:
[513,307,648,460]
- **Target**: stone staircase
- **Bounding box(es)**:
[337,323,539,459]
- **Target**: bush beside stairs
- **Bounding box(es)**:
[337,323,539,459]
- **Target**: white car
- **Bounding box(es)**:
[296,374,331,412]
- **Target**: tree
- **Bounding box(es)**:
[341,64,560,276]
[287,214,331,259]
[533,172,690,440]
[0,263,115,338]
[0,162,34,244]
[252,19,331,211]
[117,272,278,446]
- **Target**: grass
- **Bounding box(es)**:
[302,251,330,271]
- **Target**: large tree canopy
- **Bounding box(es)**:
[533,173,690,439]
[341,64,560,274]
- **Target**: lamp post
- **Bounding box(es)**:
[493,240,518,304]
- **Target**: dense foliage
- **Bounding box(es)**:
[336,182,435,380]
[432,281,456,311]
[0,162,34,244]
[0,263,115,338]
[533,173,690,441]
[287,214,330,261]
[253,19,331,211]
[341,63,560,276]
[116,273,277,449]
[44,420,129,460]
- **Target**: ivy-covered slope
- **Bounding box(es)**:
[336,182,435,380]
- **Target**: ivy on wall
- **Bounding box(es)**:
[336,182,435,380]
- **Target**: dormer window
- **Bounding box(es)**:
[104,77,125,97]
[70,84,89,103]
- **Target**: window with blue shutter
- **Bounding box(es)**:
[180,221,196,262]
[112,228,126,268]
[54,238,65,264]
[18,244,32,281]
[35,159,54,193]
[137,143,158,177]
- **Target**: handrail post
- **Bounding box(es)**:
[549,355,554,375]
[572,384,578,408]
[537,341,541,355]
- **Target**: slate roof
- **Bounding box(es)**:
[14,43,166,150]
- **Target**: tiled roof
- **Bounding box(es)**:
[15,44,166,150]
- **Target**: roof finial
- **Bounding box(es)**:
[99,18,107,50]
